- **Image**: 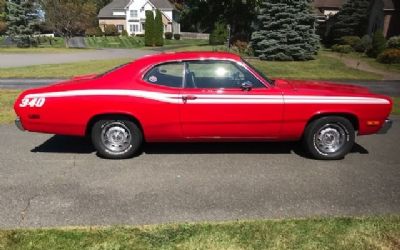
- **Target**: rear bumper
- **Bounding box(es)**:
[15,117,25,131]
[378,119,392,134]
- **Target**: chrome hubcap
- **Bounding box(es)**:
[314,123,347,155]
[101,122,132,153]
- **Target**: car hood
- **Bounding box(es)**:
[275,79,371,95]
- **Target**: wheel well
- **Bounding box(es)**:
[85,113,144,137]
[306,113,359,131]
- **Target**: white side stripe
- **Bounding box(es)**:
[25,90,390,105]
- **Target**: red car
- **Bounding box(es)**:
[14,52,393,160]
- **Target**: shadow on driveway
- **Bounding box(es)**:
[30,135,369,158]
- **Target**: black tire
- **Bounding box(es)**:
[303,116,355,160]
[91,118,143,159]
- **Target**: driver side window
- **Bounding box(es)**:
[185,60,265,89]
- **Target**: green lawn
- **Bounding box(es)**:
[247,53,381,80]
[393,97,400,115]
[0,216,399,249]
[0,47,88,54]
[84,36,145,49]
[0,58,132,78]
[0,90,20,124]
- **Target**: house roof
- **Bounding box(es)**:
[98,0,175,18]
[313,0,395,10]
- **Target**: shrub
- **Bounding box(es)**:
[174,33,181,40]
[85,27,103,37]
[377,49,400,64]
[121,29,128,37]
[0,21,7,35]
[354,35,372,53]
[231,40,254,56]
[144,10,155,46]
[103,25,118,36]
[209,22,227,45]
[135,34,145,37]
[154,10,164,46]
[165,32,173,40]
[387,36,400,49]
[340,36,361,48]
[331,44,353,54]
[367,30,386,58]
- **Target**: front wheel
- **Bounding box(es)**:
[303,116,355,160]
[91,119,143,159]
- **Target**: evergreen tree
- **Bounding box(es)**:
[325,0,372,45]
[6,0,39,47]
[251,0,319,61]
[0,0,7,34]
[154,9,164,46]
[144,10,155,46]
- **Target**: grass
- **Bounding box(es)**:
[247,53,381,80]
[0,216,399,249]
[84,36,145,49]
[347,52,400,74]
[0,58,132,78]
[393,97,400,115]
[0,90,20,124]
[0,47,88,54]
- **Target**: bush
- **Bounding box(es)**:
[154,10,164,46]
[231,40,254,56]
[387,36,400,49]
[354,35,372,53]
[121,29,128,37]
[85,27,103,37]
[144,10,155,46]
[174,33,181,40]
[367,30,386,58]
[103,25,118,36]
[165,32,173,40]
[331,44,353,54]
[209,22,227,45]
[135,34,145,37]
[377,49,400,64]
[0,21,7,35]
[340,36,361,48]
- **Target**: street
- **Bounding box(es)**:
[0,117,399,228]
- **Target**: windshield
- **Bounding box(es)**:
[241,58,274,86]
[96,63,130,78]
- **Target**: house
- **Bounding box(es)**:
[98,0,180,36]
[313,0,400,37]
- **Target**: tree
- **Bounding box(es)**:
[367,30,386,58]
[251,0,319,61]
[179,0,260,41]
[209,22,227,45]
[6,0,40,47]
[144,10,155,46]
[154,9,164,46]
[39,0,97,47]
[0,0,6,34]
[324,0,372,45]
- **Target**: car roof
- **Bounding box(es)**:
[134,51,242,65]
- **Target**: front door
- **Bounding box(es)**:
[180,60,284,139]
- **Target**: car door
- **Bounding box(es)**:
[180,60,284,139]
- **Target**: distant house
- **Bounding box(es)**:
[98,0,180,36]
[313,0,400,37]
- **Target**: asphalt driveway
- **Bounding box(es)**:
[0,49,157,68]
[0,117,399,229]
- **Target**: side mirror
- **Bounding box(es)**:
[241,81,253,91]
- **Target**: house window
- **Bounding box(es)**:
[141,23,145,31]
[130,24,139,33]
[130,10,138,18]
[116,25,124,32]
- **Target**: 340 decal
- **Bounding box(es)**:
[19,98,46,108]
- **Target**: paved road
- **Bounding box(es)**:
[0,118,399,229]
[1,79,399,97]
[0,49,157,68]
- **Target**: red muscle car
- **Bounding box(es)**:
[14,52,393,160]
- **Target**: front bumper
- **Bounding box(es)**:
[15,117,25,131]
[378,119,393,134]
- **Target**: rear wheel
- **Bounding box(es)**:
[303,116,355,160]
[91,119,143,159]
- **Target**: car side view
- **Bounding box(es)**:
[14,52,393,160]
